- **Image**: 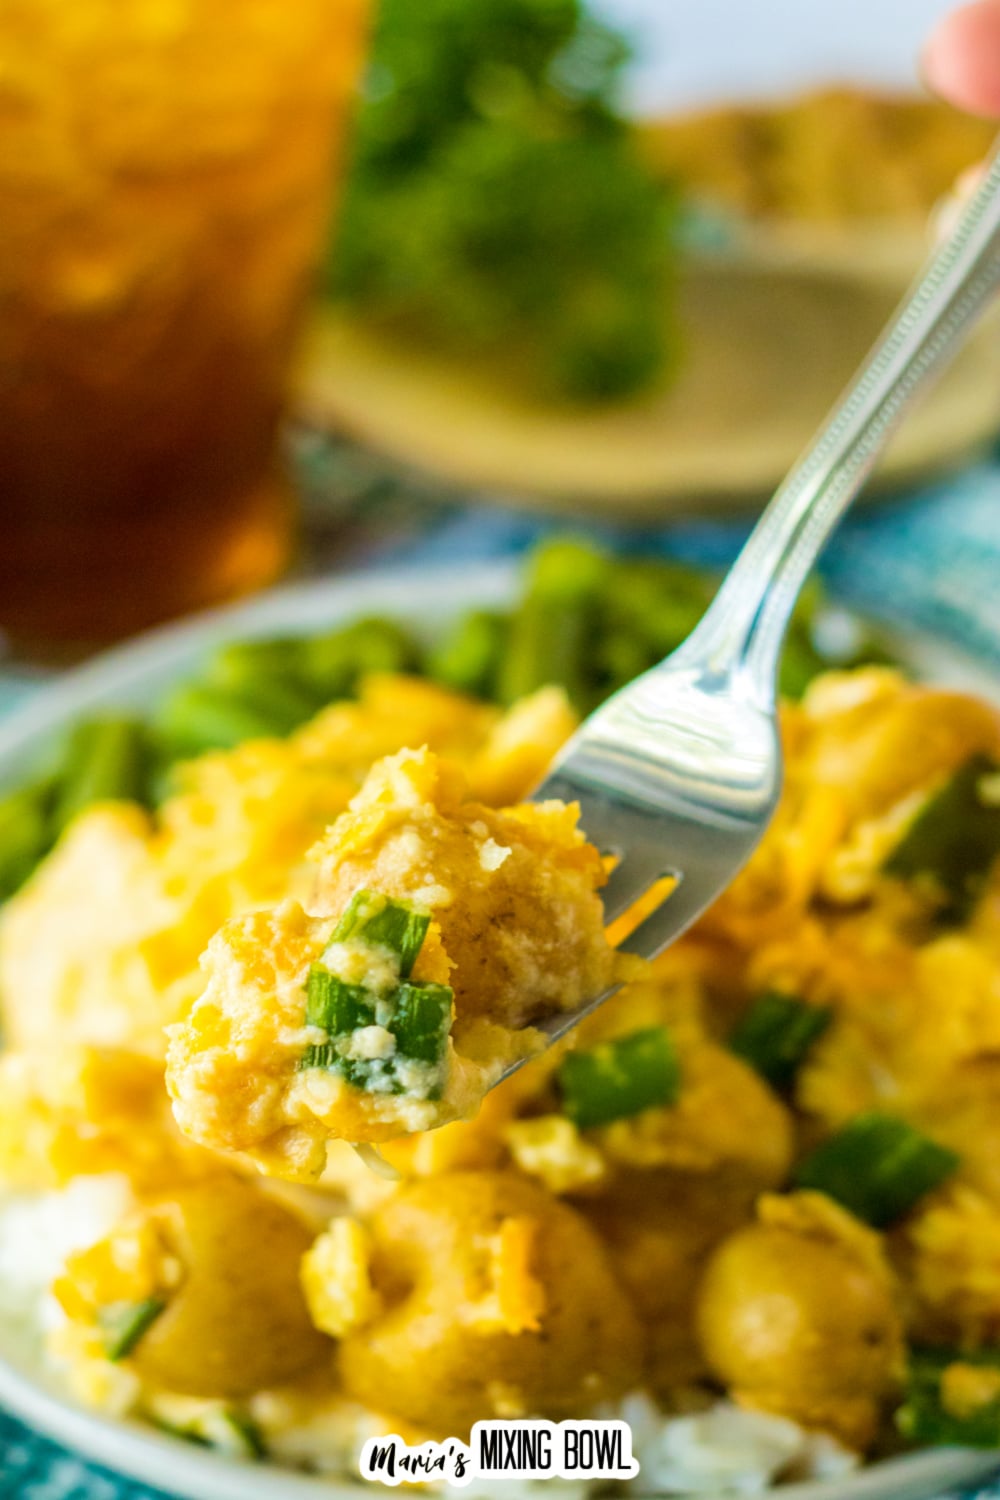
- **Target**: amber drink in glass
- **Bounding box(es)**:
[0,0,369,654]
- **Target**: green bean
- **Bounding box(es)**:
[227,675,320,732]
[594,559,711,700]
[303,617,418,701]
[210,638,316,692]
[601,559,712,648]
[425,610,509,697]
[155,684,292,759]
[0,779,57,899]
[53,718,151,834]
[209,640,328,723]
[498,539,610,708]
[594,630,654,697]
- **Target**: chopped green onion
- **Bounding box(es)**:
[794,1113,959,1227]
[390,982,453,1063]
[152,1418,212,1449]
[898,1348,1000,1448]
[729,992,833,1090]
[300,1042,344,1072]
[884,754,1000,923]
[300,966,452,1093]
[558,1026,681,1131]
[304,969,374,1033]
[97,1297,165,1361]
[202,1409,267,1460]
[426,610,509,698]
[154,1408,266,1459]
[53,717,151,834]
[498,539,610,709]
[331,890,430,978]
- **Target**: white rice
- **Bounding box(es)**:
[0,1175,132,1331]
[619,1394,859,1495]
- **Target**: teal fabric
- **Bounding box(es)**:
[2,446,1000,1495]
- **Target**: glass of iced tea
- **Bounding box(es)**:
[0,0,369,656]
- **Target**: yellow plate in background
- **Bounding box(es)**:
[294,243,1000,518]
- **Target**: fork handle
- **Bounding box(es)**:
[680,134,1000,704]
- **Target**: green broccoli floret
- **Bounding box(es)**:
[329,0,677,401]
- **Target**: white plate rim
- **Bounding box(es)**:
[0,560,998,1500]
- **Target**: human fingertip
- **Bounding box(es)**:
[922,0,1000,118]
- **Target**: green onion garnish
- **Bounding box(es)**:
[300,1042,345,1072]
[884,753,1000,923]
[729,991,833,1090]
[204,1409,268,1460]
[97,1297,165,1361]
[155,1408,267,1459]
[558,1026,681,1131]
[389,982,453,1064]
[331,890,431,979]
[304,969,374,1033]
[897,1348,1000,1448]
[301,915,453,1096]
[794,1113,959,1227]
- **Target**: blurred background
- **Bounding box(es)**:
[594,0,956,110]
[296,0,1000,521]
[3,0,1000,664]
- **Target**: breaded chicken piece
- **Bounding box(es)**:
[166,748,624,1176]
[328,1171,643,1435]
[903,1184,1000,1347]
[697,1192,905,1450]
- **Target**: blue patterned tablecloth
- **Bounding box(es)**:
[3,444,1000,1496]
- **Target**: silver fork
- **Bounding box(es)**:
[511,139,1000,1066]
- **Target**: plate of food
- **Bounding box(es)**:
[0,544,999,1500]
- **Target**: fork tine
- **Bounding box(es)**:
[537,771,683,922]
[549,788,674,921]
[600,856,678,924]
[616,874,713,961]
